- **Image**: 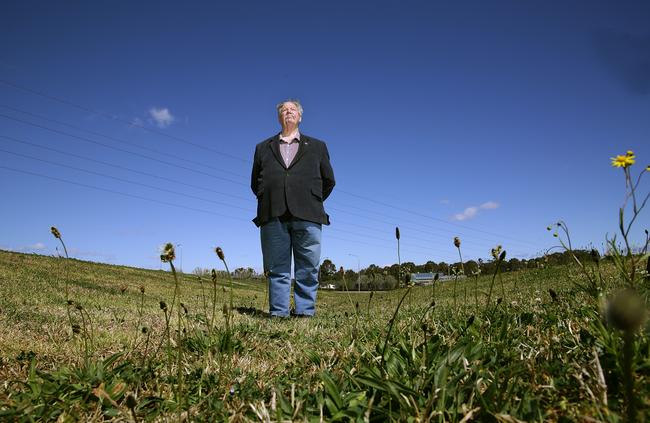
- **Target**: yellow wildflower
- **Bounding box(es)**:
[611,152,635,168]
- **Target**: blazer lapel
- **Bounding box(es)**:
[288,136,308,169]
[268,136,287,169]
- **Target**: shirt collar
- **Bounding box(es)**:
[279,129,300,144]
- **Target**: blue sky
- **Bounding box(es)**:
[1,0,649,273]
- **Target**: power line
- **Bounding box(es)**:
[0,112,249,186]
[0,110,522,249]
[1,132,522,257]
[0,78,541,249]
[0,79,249,163]
[335,188,539,247]
[0,164,439,258]
[0,164,251,222]
[329,204,531,250]
[1,107,542,253]
[0,104,249,178]
[0,134,253,203]
[0,148,252,212]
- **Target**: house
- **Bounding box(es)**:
[410,272,456,285]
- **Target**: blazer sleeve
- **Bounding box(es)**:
[321,143,335,201]
[251,144,261,196]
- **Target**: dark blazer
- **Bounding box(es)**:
[251,133,335,227]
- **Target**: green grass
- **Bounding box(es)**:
[0,249,648,422]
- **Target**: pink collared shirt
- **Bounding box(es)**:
[279,129,300,167]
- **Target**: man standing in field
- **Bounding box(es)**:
[251,100,335,318]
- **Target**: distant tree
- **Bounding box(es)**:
[192,267,211,277]
[319,259,336,281]
[344,269,358,288]
[465,260,479,275]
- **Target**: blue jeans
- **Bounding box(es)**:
[261,217,322,317]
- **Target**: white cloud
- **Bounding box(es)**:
[453,206,478,221]
[452,200,499,221]
[10,243,47,253]
[149,107,175,128]
[439,199,450,205]
[479,201,499,210]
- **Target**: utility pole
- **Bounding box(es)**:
[176,243,183,273]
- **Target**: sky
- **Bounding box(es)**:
[1,0,649,274]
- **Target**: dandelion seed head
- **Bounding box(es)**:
[50,226,61,239]
[159,243,175,262]
[491,245,503,260]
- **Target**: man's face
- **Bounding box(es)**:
[278,102,301,127]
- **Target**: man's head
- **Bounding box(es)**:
[277,100,303,130]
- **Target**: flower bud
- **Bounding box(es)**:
[453,237,461,248]
[395,227,400,240]
[590,249,600,263]
[126,394,138,410]
[215,247,225,261]
[50,226,61,239]
[466,315,475,326]
[606,288,646,332]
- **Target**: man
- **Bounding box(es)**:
[251,100,335,318]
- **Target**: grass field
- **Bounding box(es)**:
[0,248,648,422]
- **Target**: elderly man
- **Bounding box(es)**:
[251,100,335,318]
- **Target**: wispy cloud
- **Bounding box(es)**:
[479,201,499,210]
[439,199,450,205]
[149,107,175,128]
[14,242,47,252]
[453,207,479,221]
[452,201,499,221]
[69,247,116,262]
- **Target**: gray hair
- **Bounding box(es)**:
[276,99,303,117]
